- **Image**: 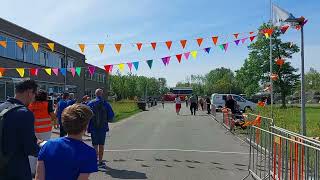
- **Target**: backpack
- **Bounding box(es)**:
[91,100,109,128]
[0,102,24,170]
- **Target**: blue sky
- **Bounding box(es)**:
[1,0,319,86]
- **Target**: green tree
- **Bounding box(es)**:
[306,68,320,91]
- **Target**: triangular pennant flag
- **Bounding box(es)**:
[176,54,182,63]
[136,43,143,51]
[44,68,52,75]
[47,43,55,52]
[104,65,113,74]
[250,36,256,42]
[234,40,240,46]
[162,57,168,66]
[151,42,157,50]
[196,38,203,47]
[303,19,308,26]
[32,42,39,52]
[204,47,211,54]
[233,33,239,39]
[133,62,139,70]
[88,66,96,76]
[241,37,248,44]
[280,25,290,34]
[146,60,153,69]
[223,43,229,51]
[76,67,81,76]
[115,44,122,53]
[219,44,224,51]
[127,62,133,71]
[165,41,172,50]
[0,68,5,77]
[78,44,85,53]
[70,68,76,77]
[98,44,105,53]
[30,68,38,76]
[0,41,7,48]
[184,52,190,60]
[60,68,66,76]
[16,41,23,49]
[180,40,187,49]
[249,31,255,35]
[166,57,171,65]
[190,51,197,59]
[16,68,24,77]
[212,36,218,45]
[52,68,59,76]
[264,33,270,38]
[118,64,125,72]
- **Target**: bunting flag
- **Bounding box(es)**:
[223,43,229,51]
[303,19,308,26]
[219,44,224,51]
[16,41,23,49]
[115,44,122,53]
[0,68,5,77]
[52,68,59,76]
[165,41,172,50]
[280,25,290,34]
[233,33,239,39]
[263,29,274,38]
[60,68,66,76]
[88,66,96,76]
[295,25,301,30]
[32,42,39,52]
[45,68,52,75]
[30,68,38,76]
[98,44,105,53]
[127,62,133,71]
[161,56,171,66]
[190,50,197,59]
[78,44,85,53]
[0,41,7,48]
[118,64,125,72]
[196,38,203,47]
[47,43,55,52]
[70,68,76,77]
[212,36,218,45]
[249,36,256,42]
[76,67,81,76]
[234,40,240,46]
[204,47,211,54]
[184,52,190,60]
[180,40,187,49]
[176,54,182,63]
[276,58,285,67]
[146,60,153,69]
[151,42,157,50]
[16,68,24,77]
[133,62,139,70]
[136,43,143,51]
[104,65,113,73]
[241,37,248,44]
[249,31,255,34]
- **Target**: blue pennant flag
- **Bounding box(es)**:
[60,68,66,76]
[133,61,139,71]
[204,47,211,54]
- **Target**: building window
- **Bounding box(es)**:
[67,57,74,68]
[24,44,33,64]
[6,37,16,59]
[40,50,47,66]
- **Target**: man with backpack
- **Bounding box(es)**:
[0,80,42,180]
[87,89,114,167]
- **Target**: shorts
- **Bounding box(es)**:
[91,129,107,145]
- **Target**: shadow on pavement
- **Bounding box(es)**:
[101,166,147,179]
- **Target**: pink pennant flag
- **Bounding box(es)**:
[127,62,133,71]
[52,68,59,76]
[70,68,76,77]
[184,52,190,60]
[241,37,248,44]
[223,43,229,51]
[88,66,95,76]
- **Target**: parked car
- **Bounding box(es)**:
[211,93,256,112]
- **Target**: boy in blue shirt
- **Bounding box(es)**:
[35,104,98,180]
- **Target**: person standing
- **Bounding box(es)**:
[67,93,76,106]
[55,92,70,137]
[206,96,211,114]
[87,89,114,167]
[185,96,189,107]
[225,95,236,114]
[35,104,98,180]
[0,80,42,180]
[174,96,182,115]
[199,98,204,111]
[189,94,197,115]
[161,97,165,109]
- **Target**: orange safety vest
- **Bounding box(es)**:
[28,101,52,133]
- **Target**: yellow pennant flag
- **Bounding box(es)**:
[16,68,25,77]
[118,64,125,72]
[16,41,23,49]
[47,43,55,52]
[45,68,52,75]
[191,50,198,59]
[78,44,85,53]
[32,42,39,52]
[264,33,270,39]
[0,41,7,48]
[98,44,105,53]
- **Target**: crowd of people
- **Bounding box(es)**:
[0,80,114,180]
[172,94,211,116]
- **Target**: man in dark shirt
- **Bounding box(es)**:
[225,95,236,113]
[0,80,41,180]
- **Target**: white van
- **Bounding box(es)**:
[211,93,256,112]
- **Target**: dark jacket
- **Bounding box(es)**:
[0,98,40,180]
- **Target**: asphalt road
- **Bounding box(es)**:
[90,104,253,180]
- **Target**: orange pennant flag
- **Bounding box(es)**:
[212,36,218,45]
[32,42,39,52]
[115,44,122,53]
[196,38,203,47]
[180,40,187,49]
[47,43,55,52]
[165,41,172,50]
[98,44,105,53]
[0,41,7,48]
[136,43,143,51]
[151,42,157,50]
[78,44,85,53]
[233,33,239,39]
[16,41,23,49]
[0,68,5,77]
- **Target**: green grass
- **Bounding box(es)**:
[255,105,320,137]
[110,101,142,122]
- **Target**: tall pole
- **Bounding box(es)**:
[269,0,274,120]
[300,24,306,136]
